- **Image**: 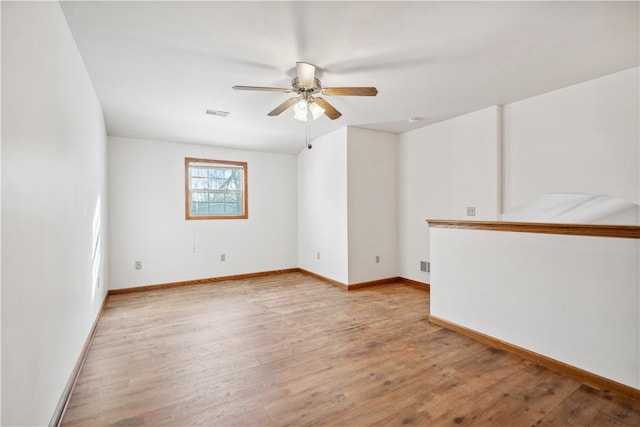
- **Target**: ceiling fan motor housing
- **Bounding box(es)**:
[292,77,322,93]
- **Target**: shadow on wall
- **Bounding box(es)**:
[501,193,640,225]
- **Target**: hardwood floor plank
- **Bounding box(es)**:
[538,384,640,426]
[61,272,640,426]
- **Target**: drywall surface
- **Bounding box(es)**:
[109,136,298,289]
[503,67,639,211]
[297,128,349,284]
[0,3,3,422]
[398,107,500,283]
[1,2,109,425]
[430,227,640,388]
[501,193,640,224]
[347,127,398,284]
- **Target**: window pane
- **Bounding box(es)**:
[211,203,224,214]
[193,202,205,214]
[190,178,200,189]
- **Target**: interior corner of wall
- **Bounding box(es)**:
[497,104,505,216]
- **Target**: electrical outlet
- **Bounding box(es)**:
[135,261,142,270]
[220,254,226,262]
[466,206,476,216]
[375,255,380,263]
[427,262,431,273]
[420,261,427,272]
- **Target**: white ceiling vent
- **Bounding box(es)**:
[205,109,230,117]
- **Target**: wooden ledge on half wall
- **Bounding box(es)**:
[426,219,640,239]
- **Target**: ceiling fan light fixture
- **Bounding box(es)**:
[293,100,306,121]
[310,102,325,119]
[293,100,324,121]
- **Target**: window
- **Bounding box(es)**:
[185,158,248,220]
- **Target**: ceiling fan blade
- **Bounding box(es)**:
[314,97,342,120]
[323,87,378,96]
[267,97,300,116]
[296,62,316,88]
[233,85,292,93]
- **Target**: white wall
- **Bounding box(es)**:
[423,68,640,390]
[297,128,349,284]
[0,2,3,422]
[398,107,500,283]
[503,67,639,211]
[109,136,297,289]
[1,2,108,425]
[399,68,639,285]
[431,227,639,388]
[297,127,399,285]
[347,127,398,284]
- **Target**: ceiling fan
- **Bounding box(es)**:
[232,62,378,121]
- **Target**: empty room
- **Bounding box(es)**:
[2,1,640,426]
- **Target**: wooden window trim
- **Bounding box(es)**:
[185,157,248,220]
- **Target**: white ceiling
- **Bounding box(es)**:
[60,1,639,154]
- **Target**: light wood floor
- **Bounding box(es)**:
[62,272,640,426]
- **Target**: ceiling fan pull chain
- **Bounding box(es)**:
[306,104,312,149]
